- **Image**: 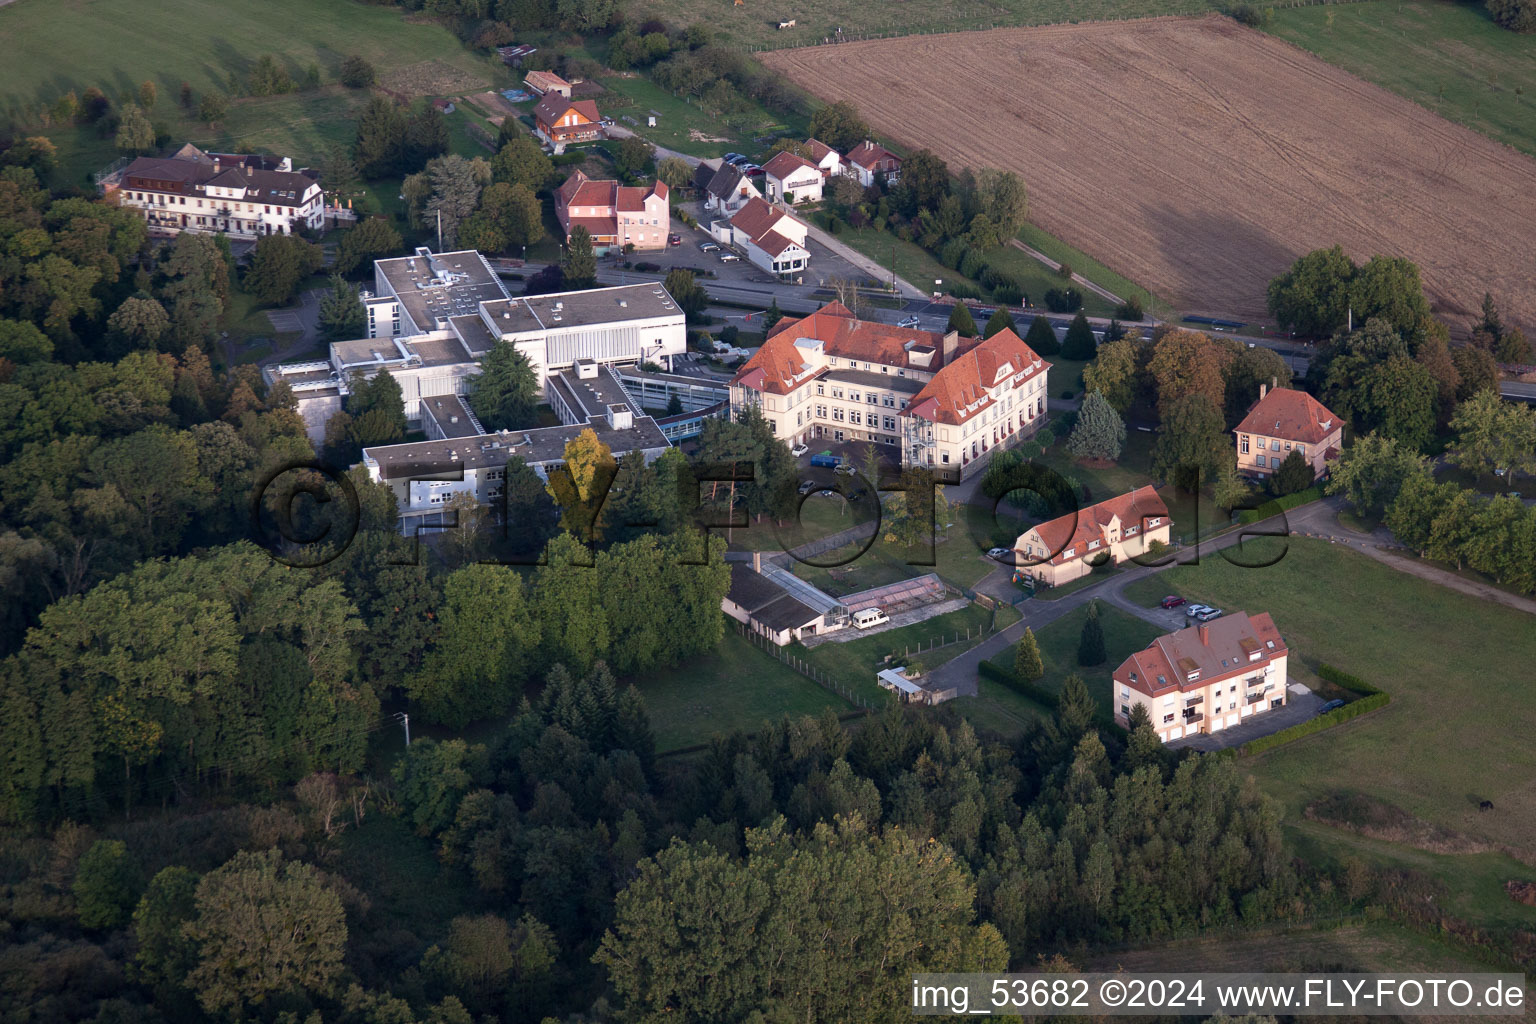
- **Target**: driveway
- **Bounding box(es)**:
[1170,681,1323,751]
[258,287,325,367]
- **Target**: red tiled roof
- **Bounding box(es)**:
[846,140,900,169]
[534,95,599,128]
[906,328,1048,426]
[1028,485,1169,565]
[1235,387,1342,446]
[1117,612,1287,698]
[803,138,837,163]
[756,230,807,258]
[557,172,666,215]
[728,196,787,242]
[735,301,948,395]
[762,150,818,180]
[566,215,617,238]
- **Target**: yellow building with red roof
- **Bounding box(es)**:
[1012,485,1171,588]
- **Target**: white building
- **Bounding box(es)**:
[761,150,824,205]
[109,144,324,239]
[803,138,842,180]
[694,160,761,215]
[711,197,810,279]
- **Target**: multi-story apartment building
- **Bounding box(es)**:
[730,302,1050,477]
[109,144,324,239]
[1113,612,1290,743]
[1235,384,1344,481]
[1013,485,1171,588]
[554,170,669,254]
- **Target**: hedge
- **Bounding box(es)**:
[1237,692,1390,756]
[1318,663,1384,697]
[1237,485,1323,524]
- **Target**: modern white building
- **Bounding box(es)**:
[364,247,511,339]
[108,144,324,239]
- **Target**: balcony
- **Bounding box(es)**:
[1184,694,1204,708]
[1245,692,1268,706]
[1181,712,1205,724]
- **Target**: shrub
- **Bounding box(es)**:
[948,283,981,301]
[1115,295,1145,321]
[1239,693,1390,756]
[1487,0,1536,32]
[992,284,1023,307]
[1318,664,1385,697]
[339,55,376,88]
[1035,428,1055,448]
[1060,388,1076,399]
[939,238,968,269]
[979,658,1059,707]
[1044,287,1084,313]
[1228,2,1266,26]
[1020,441,1044,458]
[981,267,1019,291]
[1057,261,1074,279]
[719,325,740,344]
[958,249,987,280]
[633,261,660,272]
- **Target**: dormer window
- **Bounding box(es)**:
[1186,670,1200,682]
[1249,651,1261,662]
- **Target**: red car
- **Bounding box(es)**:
[1160,595,1186,609]
[668,234,681,246]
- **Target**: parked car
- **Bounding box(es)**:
[722,152,746,164]
[897,315,921,328]
[699,241,720,252]
[809,453,841,468]
[741,163,762,175]
[719,253,741,262]
[987,547,1010,559]
[1160,595,1186,609]
[1184,604,1211,618]
[726,155,751,167]
[790,443,808,457]
[853,607,890,629]
[797,480,818,495]
[1195,607,1224,622]
[833,463,857,476]
[819,489,836,498]
[668,234,682,246]
[1318,699,1346,714]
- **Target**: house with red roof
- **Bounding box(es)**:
[729,302,1050,474]
[713,196,810,278]
[802,138,842,179]
[844,140,901,187]
[761,150,823,204]
[533,95,602,149]
[554,170,669,253]
[1013,485,1171,588]
[1112,612,1290,742]
[1235,384,1343,481]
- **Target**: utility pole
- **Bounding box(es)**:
[396,711,410,747]
[435,208,442,252]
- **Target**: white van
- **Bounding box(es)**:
[853,607,890,629]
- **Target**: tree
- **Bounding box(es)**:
[0,318,53,363]
[1354,355,1437,452]
[244,234,322,304]
[974,167,1028,234]
[1451,345,1498,401]
[616,136,656,177]
[1022,313,1060,358]
[947,303,976,337]
[1271,447,1314,496]
[1450,388,1536,481]
[1015,628,1044,682]
[1223,346,1292,427]
[898,149,949,214]
[247,54,293,96]
[106,296,171,352]
[1497,328,1533,365]
[355,96,409,177]
[137,79,158,109]
[426,154,488,247]
[983,307,1016,339]
[184,848,347,1015]
[664,268,709,320]
[346,368,407,445]
[114,103,155,153]
[1060,311,1096,360]
[1488,0,1536,31]
[1211,454,1252,512]
[1349,254,1432,338]
[317,275,365,340]
[74,839,140,930]
[196,91,229,125]
[1068,390,1126,462]
[1077,602,1106,666]
[409,567,539,725]
[807,100,871,153]
[657,155,693,188]
[1148,328,1228,417]
[340,54,377,88]
[334,217,403,276]
[562,225,597,288]
[132,866,200,993]
[762,297,783,333]
[491,136,555,190]
[467,343,538,431]
[1324,431,1430,518]
[546,428,618,542]
[465,181,545,254]
[1266,245,1354,337]
[1154,393,1227,491]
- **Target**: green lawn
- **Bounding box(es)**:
[592,74,810,160]
[799,602,1004,703]
[993,602,1164,713]
[633,626,853,752]
[1122,536,1536,881]
[2,0,506,184]
[1016,224,1164,317]
[954,677,1053,739]
[979,242,1116,318]
[832,224,973,295]
[1265,0,1536,158]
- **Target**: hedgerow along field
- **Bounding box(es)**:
[1265,0,1536,159]
[762,15,1536,335]
[0,0,508,182]
[1124,537,1536,921]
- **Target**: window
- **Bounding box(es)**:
[816,384,824,396]
[850,411,862,425]
[1297,445,1306,456]
[1240,436,1250,454]
[849,391,860,402]
[831,389,843,400]
[941,452,950,464]
[1255,455,1266,468]
[816,404,827,418]
[1120,704,1130,718]
[1120,687,1130,700]
[1271,439,1281,451]
[883,416,896,431]
[1163,713,1175,724]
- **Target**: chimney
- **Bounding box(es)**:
[1198,623,1210,647]
[753,551,762,573]
[1271,375,1278,390]
[1258,382,1267,401]
[942,329,959,364]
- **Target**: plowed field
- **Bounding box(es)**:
[764,15,1536,332]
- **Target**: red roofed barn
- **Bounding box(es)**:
[555,170,669,253]
[1113,612,1290,742]
[1235,384,1343,481]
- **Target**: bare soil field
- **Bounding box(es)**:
[763,15,1536,332]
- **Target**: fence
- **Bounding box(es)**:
[734,620,888,711]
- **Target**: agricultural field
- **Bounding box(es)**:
[1265,0,1536,159]
[1124,537,1536,879]
[762,15,1536,334]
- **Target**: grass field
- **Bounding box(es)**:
[1266,0,1536,159]
[633,626,853,752]
[764,15,1536,335]
[801,602,1008,703]
[992,602,1165,713]
[1123,536,1536,875]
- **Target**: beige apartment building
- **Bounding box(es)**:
[1014,485,1171,587]
[730,302,1050,478]
[1235,385,1343,481]
[1113,612,1290,743]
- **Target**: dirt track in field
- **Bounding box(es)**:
[763,15,1536,333]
